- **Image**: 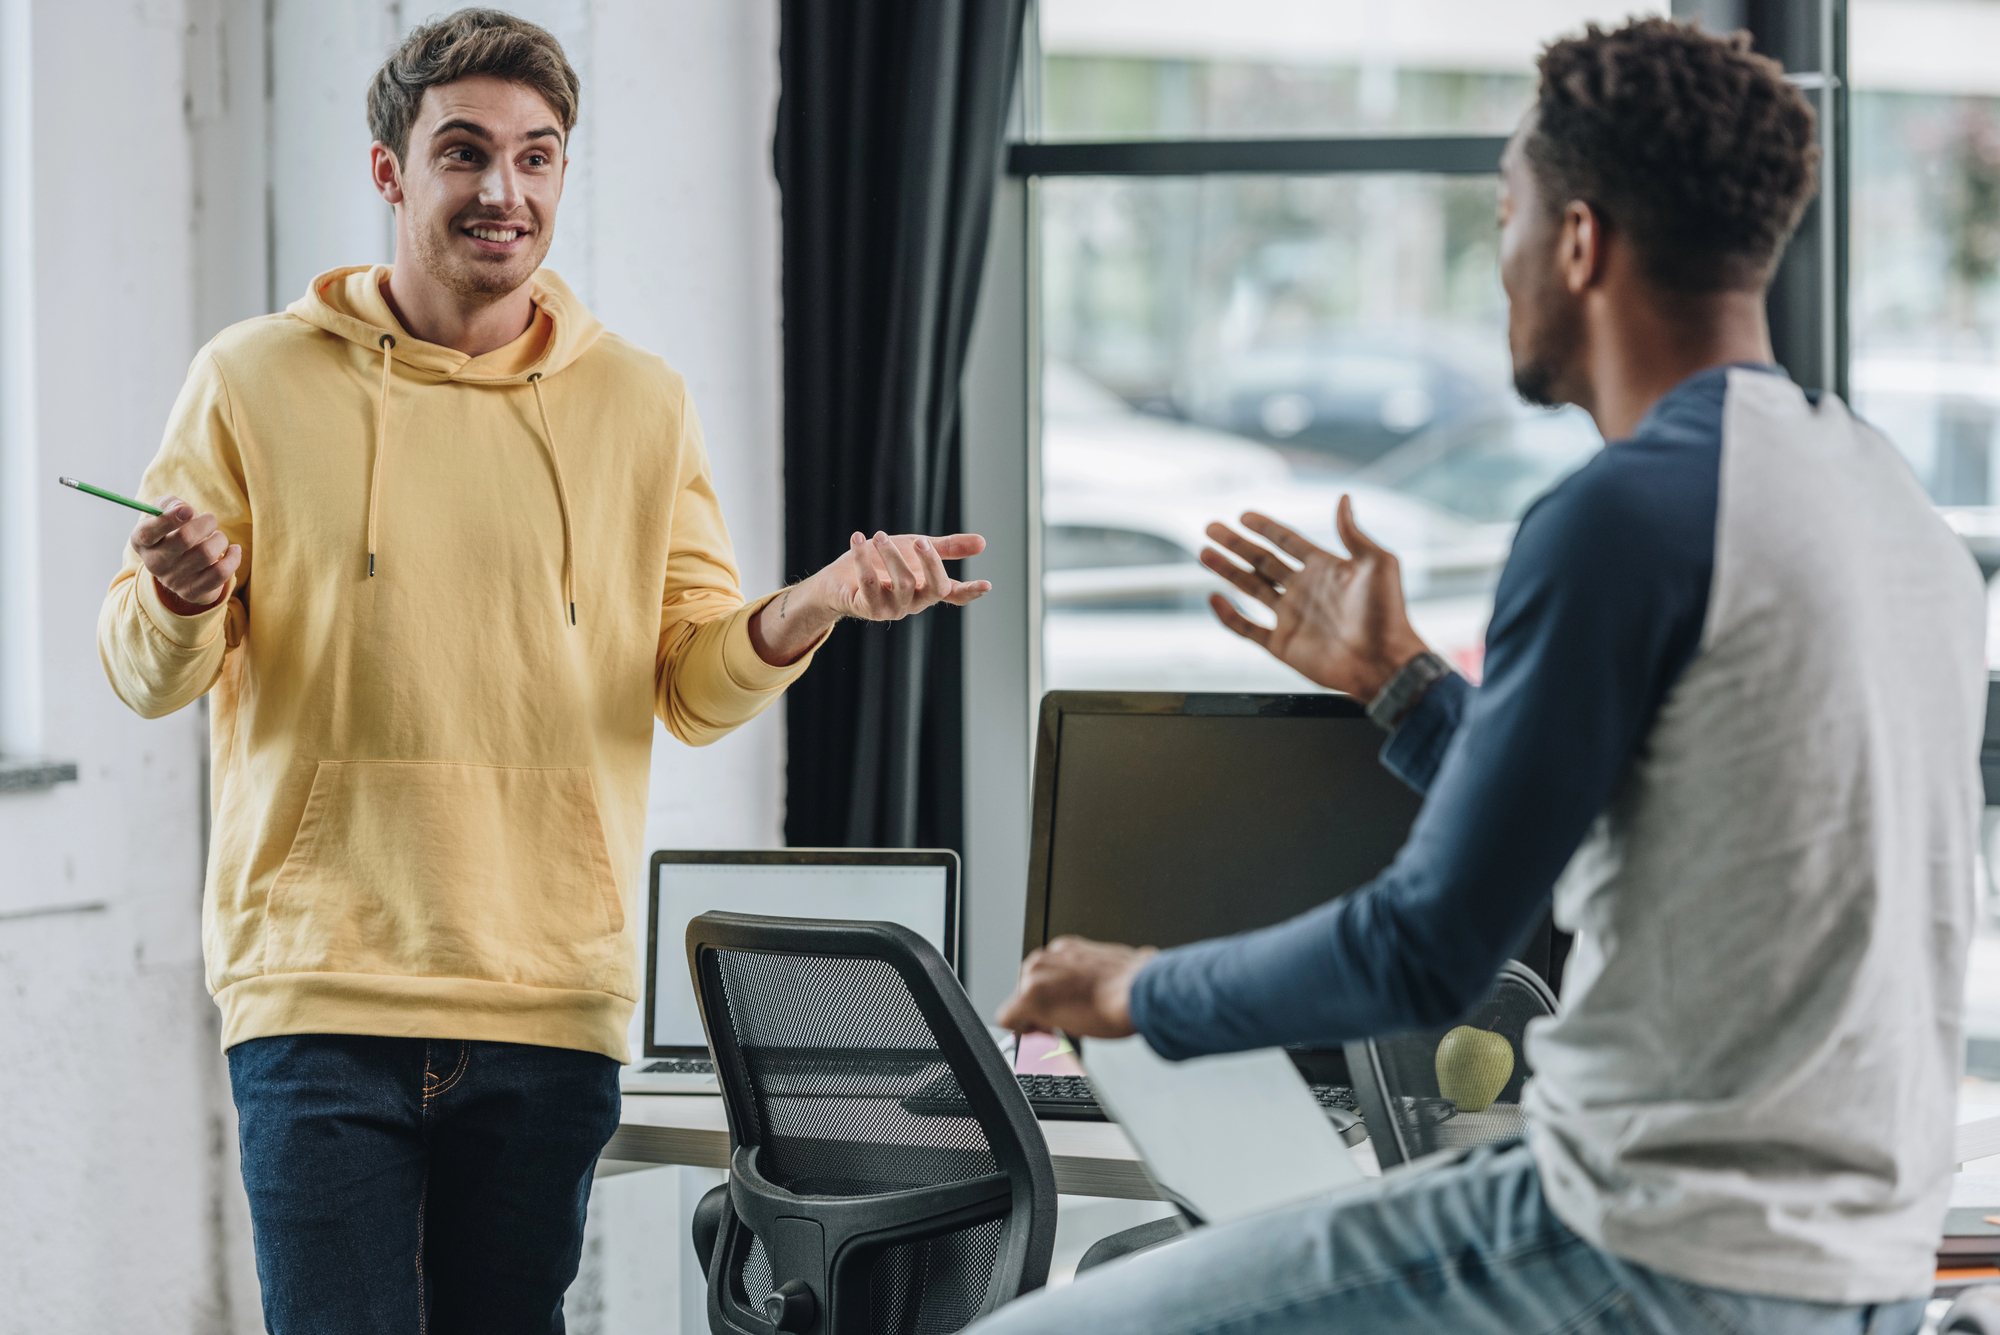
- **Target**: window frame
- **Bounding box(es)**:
[0,0,46,771]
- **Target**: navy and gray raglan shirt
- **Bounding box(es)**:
[1127,365,1989,1303]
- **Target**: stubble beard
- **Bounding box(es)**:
[1512,353,1563,408]
[410,211,553,302]
[1509,294,1583,410]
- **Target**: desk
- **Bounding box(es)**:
[613,1099,2000,1192]
[607,1093,1161,1200]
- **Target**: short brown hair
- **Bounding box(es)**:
[1527,17,1819,292]
[367,8,580,165]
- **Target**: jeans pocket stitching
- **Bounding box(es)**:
[425,1042,471,1101]
[1667,1277,1753,1335]
[1549,1286,1634,1335]
[415,1167,429,1335]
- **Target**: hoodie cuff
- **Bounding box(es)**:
[722,593,831,693]
[137,572,236,651]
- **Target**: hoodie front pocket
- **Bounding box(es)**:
[262,760,631,996]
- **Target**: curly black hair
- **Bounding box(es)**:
[1526,17,1820,293]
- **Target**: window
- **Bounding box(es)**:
[1849,0,2000,626]
[0,0,44,772]
[1039,0,1642,139]
[1845,0,2000,1148]
[1027,0,1660,694]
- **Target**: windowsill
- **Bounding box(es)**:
[0,758,79,795]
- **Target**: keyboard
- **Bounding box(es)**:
[1015,1073,1102,1119]
[1020,1073,1362,1129]
[635,1056,714,1075]
[646,1058,1363,1144]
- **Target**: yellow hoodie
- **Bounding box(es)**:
[98,266,818,1062]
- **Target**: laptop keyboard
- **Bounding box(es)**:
[639,1057,1359,1134]
[634,1057,715,1076]
[1016,1073,1102,1118]
[1019,1073,1359,1123]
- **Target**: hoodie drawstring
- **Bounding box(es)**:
[528,373,577,626]
[367,334,395,578]
[362,336,574,627]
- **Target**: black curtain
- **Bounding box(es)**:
[776,0,1026,850]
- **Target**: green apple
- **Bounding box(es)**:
[1435,1026,1514,1113]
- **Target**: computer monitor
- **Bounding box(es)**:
[644,849,959,1060]
[1021,691,1555,1076]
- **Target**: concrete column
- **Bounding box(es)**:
[0,0,41,760]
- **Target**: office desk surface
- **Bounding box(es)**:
[612,1099,2000,1204]
[608,1093,1158,1200]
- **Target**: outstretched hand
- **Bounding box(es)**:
[819,531,991,621]
[1200,495,1429,701]
[750,531,992,666]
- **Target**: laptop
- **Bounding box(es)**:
[622,849,960,1094]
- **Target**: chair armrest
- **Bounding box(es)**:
[1075,1215,1191,1276]
[692,1181,733,1272]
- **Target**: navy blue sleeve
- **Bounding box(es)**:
[1127,375,1728,1058]
[1380,670,1472,793]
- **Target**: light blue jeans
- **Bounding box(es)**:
[969,1141,1926,1335]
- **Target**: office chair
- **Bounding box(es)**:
[1945,1288,2000,1332]
[1345,960,1558,1168]
[685,911,1057,1335]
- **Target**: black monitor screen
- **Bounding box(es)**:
[1027,695,1425,955]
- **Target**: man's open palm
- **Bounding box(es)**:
[1200,496,1429,701]
[821,531,990,621]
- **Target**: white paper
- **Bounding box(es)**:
[1079,1035,1364,1224]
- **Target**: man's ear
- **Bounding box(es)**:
[369,142,405,207]
[1559,200,1608,296]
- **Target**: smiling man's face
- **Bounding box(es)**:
[383,74,564,301]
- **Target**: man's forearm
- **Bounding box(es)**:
[1378,671,1472,794]
[1127,878,1496,1060]
[749,582,839,666]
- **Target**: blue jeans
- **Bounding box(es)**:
[228,1034,621,1335]
[969,1141,1926,1335]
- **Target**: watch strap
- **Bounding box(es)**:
[1366,651,1452,731]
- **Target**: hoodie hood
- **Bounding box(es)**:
[288,265,602,621]
[288,264,604,383]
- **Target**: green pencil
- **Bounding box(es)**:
[59,477,164,517]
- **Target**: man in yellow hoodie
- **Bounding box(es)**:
[97,10,986,1332]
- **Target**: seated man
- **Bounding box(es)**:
[978,18,1983,1335]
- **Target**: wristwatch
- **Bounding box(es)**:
[1366,651,1453,731]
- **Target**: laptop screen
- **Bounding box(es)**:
[645,851,957,1057]
[1014,1031,1084,1078]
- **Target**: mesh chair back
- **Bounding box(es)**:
[688,912,1056,1335]
[1344,960,1557,1168]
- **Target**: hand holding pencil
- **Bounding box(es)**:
[60,482,238,619]
[126,497,239,616]
[64,478,241,614]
